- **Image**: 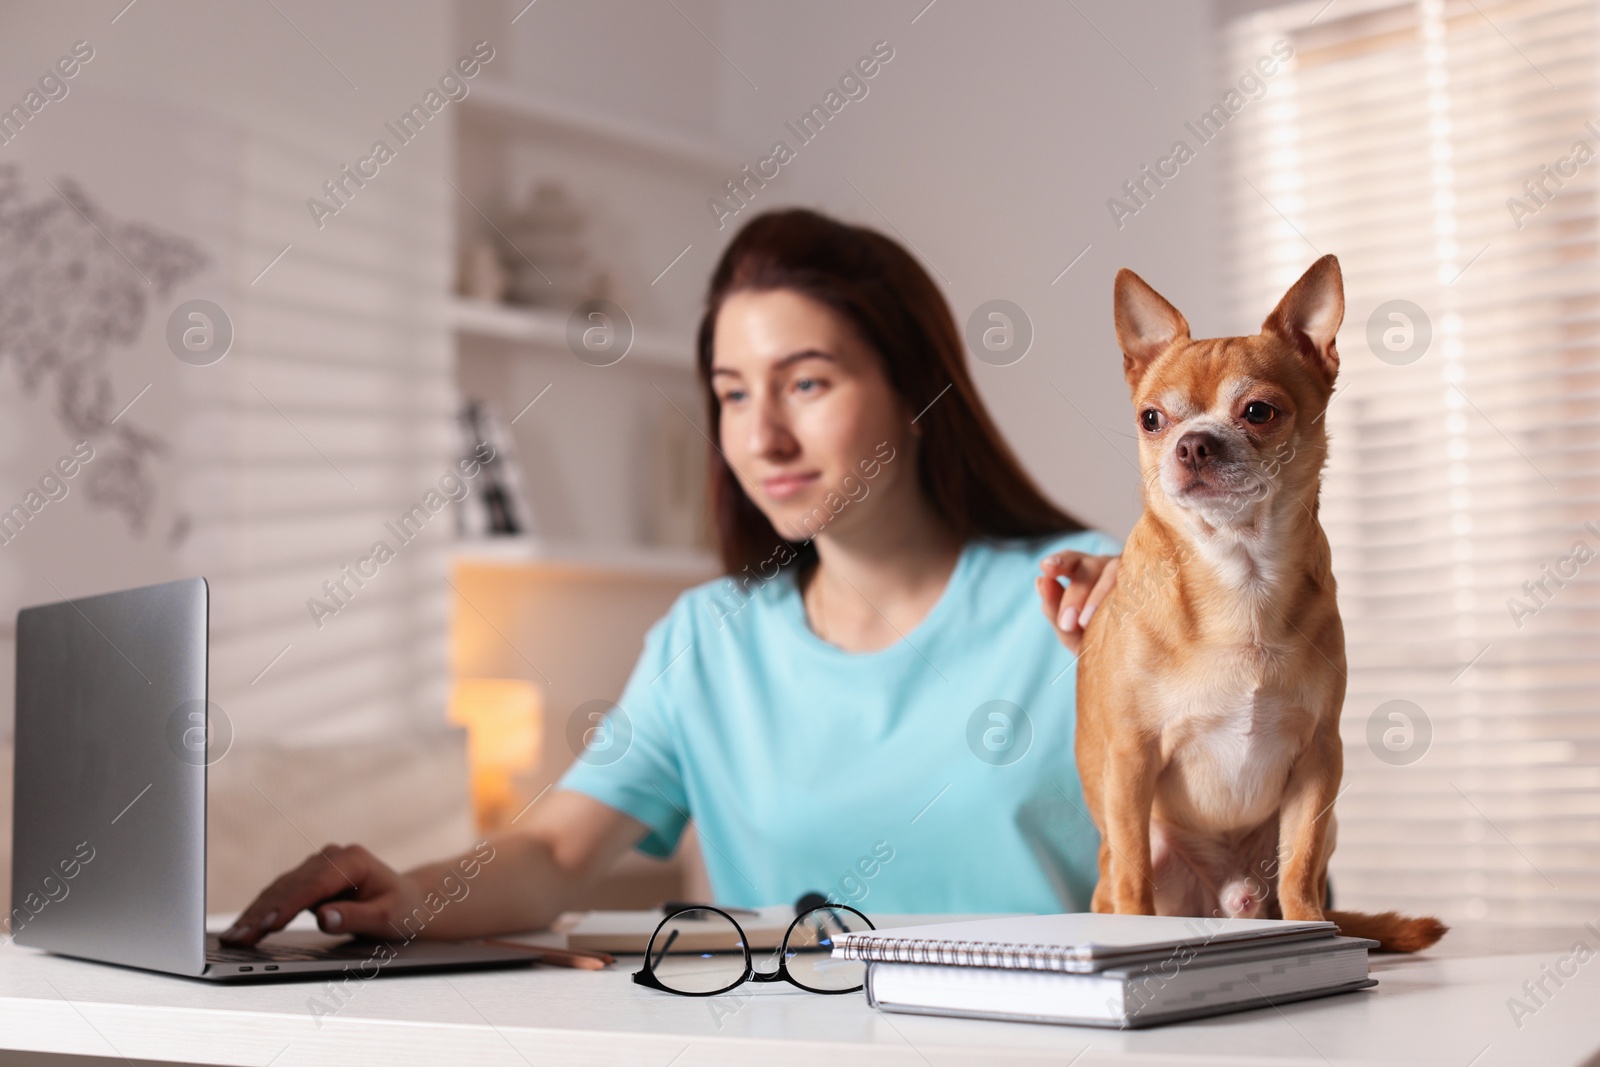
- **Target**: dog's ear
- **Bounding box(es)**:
[1114,269,1190,388]
[1262,254,1344,384]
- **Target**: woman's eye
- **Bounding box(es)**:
[793,377,822,394]
[1243,401,1277,425]
[719,389,746,405]
[1140,409,1165,432]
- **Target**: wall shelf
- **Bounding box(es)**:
[450,298,696,371]
[460,81,738,174]
[453,536,719,581]
[447,53,729,909]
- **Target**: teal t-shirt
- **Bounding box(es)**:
[558,528,1122,914]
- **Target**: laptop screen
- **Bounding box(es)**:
[11,577,208,976]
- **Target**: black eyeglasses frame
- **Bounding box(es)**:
[630,903,875,997]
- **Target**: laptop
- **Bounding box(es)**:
[10,576,537,981]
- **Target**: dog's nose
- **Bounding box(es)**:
[1174,431,1222,472]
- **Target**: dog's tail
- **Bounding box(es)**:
[1325,909,1448,953]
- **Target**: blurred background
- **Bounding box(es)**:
[0,0,1593,926]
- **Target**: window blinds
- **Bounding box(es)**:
[1224,0,1599,923]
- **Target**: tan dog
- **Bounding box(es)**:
[1075,255,1445,952]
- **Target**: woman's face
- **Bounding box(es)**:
[711,288,916,544]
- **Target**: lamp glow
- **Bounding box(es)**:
[448,678,542,829]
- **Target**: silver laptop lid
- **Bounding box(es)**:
[11,577,208,976]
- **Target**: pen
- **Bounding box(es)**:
[476,940,615,970]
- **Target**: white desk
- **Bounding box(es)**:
[0,921,1595,1066]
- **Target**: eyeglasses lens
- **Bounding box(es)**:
[784,906,873,992]
[647,907,749,994]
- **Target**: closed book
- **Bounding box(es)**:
[559,908,792,954]
[861,934,1379,1029]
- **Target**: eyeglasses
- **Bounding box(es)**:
[632,904,876,996]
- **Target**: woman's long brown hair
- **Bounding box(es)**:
[696,208,1086,577]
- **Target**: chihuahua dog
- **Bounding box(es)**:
[1075,255,1445,952]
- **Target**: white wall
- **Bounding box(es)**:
[0,0,462,745]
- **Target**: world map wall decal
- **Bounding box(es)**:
[0,164,208,540]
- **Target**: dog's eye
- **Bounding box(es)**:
[1140,409,1165,433]
[1243,401,1277,425]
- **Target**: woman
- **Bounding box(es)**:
[221,209,1120,946]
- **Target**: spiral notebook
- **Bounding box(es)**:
[833,913,1340,972]
[832,914,1375,1029]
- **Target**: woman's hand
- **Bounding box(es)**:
[218,843,424,946]
[217,791,648,946]
[1035,552,1120,655]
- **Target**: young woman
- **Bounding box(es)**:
[221,209,1120,946]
